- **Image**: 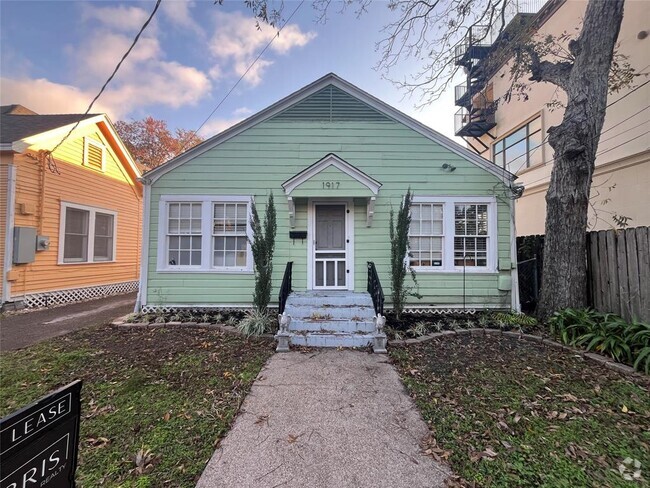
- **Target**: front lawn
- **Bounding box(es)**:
[391,334,649,487]
[0,325,274,487]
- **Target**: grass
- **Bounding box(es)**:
[0,325,274,487]
[390,335,650,487]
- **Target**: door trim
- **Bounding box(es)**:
[307,198,355,291]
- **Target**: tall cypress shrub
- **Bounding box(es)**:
[389,189,417,320]
[250,192,277,313]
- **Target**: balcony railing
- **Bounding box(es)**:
[454,105,496,138]
[454,0,547,66]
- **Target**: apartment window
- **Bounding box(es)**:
[84,138,105,171]
[493,116,542,173]
[159,196,252,272]
[409,197,495,272]
[409,203,443,267]
[213,202,248,268]
[167,202,202,267]
[454,204,488,267]
[60,203,116,263]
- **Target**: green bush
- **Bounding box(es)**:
[237,310,274,336]
[250,192,277,313]
[389,189,419,320]
[548,308,649,373]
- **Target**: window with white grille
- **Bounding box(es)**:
[167,202,202,267]
[158,196,252,272]
[409,203,443,267]
[454,204,489,267]
[213,202,248,269]
[409,197,495,272]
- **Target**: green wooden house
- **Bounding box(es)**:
[137,74,520,350]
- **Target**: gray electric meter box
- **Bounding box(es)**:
[13,226,37,264]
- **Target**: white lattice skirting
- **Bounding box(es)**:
[141,304,260,314]
[20,281,139,308]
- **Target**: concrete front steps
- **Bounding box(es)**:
[278,291,381,350]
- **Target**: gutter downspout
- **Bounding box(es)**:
[134,180,151,312]
[3,165,17,304]
[510,185,523,313]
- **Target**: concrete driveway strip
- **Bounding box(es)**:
[197,350,450,488]
[0,293,136,351]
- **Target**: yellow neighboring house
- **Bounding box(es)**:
[0,105,142,310]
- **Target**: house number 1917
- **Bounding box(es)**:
[322,181,340,189]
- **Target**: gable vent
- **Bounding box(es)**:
[270,85,392,122]
[84,138,105,171]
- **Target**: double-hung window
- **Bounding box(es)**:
[213,202,248,268]
[454,204,489,267]
[159,196,252,272]
[60,203,116,263]
[167,202,202,267]
[409,197,495,272]
[409,203,444,267]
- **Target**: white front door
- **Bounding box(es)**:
[313,203,349,289]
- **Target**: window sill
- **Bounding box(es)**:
[411,267,499,274]
[58,260,116,265]
[516,161,546,176]
[156,268,254,274]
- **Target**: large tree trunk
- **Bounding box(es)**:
[537,0,625,321]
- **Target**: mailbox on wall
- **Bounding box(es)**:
[13,226,37,264]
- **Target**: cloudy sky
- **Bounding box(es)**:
[0,0,459,139]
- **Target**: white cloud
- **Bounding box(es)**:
[233,107,253,117]
[161,0,204,36]
[0,77,118,118]
[209,10,316,86]
[80,4,152,33]
[197,117,244,138]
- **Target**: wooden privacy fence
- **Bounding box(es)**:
[587,227,650,323]
[516,226,650,322]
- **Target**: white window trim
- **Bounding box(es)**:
[157,195,254,273]
[58,202,118,265]
[410,196,498,273]
[83,137,106,172]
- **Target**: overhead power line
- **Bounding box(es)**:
[508,78,650,174]
[49,0,162,155]
[175,0,306,157]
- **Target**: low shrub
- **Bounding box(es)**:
[549,308,649,373]
[236,310,275,336]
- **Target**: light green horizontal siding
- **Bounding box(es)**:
[147,120,513,308]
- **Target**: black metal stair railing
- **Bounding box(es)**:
[278,261,293,315]
[367,261,384,317]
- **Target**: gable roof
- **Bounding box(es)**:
[282,153,382,196]
[0,106,98,144]
[0,106,141,185]
[143,73,515,184]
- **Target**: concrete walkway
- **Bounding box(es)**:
[0,293,136,351]
[197,350,450,488]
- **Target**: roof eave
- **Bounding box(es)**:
[144,73,515,184]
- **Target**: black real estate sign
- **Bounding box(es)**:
[0,381,82,488]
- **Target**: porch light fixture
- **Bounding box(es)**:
[441,163,456,172]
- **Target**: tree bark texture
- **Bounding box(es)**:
[537,0,625,320]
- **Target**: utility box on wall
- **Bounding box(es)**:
[13,227,37,264]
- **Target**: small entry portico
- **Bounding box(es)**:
[281,153,382,292]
